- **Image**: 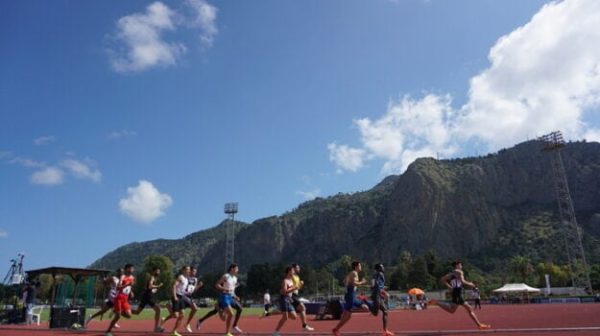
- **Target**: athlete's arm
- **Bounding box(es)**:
[439,273,452,289]
[173,276,181,300]
[458,270,476,288]
[215,275,228,292]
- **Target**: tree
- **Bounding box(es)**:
[134,255,174,301]
[407,255,436,290]
[390,251,412,290]
[535,262,570,287]
[589,264,600,290]
[510,256,534,283]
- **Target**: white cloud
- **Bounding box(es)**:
[327,143,367,173]
[9,157,45,168]
[61,158,102,183]
[296,189,321,200]
[119,180,173,224]
[30,167,65,186]
[107,129,137,140]
[34,136,56,145]
[185,0,218,48]
[329,0,600,174]
[109,2,186,73]
[0,229,7,238]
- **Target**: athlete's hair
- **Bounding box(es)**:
[191,266,197,271]
[374,263,384,272]
[291,263,299,268]
[351,261,361,270]
[124,263,134,269]
[451,260,462,268]
[228,263,238,272]
[152,267,161,272]
[284,266,294,275]
[115,268,123,274]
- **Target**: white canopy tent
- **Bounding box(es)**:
[493,283,541,293]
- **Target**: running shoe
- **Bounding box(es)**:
[114,323,121,329]
[303,325,315,331]
[154,326,165,332]
[478,324,491,330]
[384,329,394,336]
[172,332,182,336]
[225,333,234,336]
[233,326,243,333]
[272,332,280,336]
[105,333,113,336]
[332,328,341,336]
[186,324,193,332]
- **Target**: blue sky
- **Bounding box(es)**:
[2,0,599,270]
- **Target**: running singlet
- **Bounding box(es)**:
[176,275,189,296]
[371,271,385,295]
[281,278,294,297]
[108,276,119,300]
[222,273,237,294]
[449,272,462,288]
[118,275,134,297]
[292,274,301,295]
[186,277,198,296]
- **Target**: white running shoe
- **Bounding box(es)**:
[272,332,280,336]
[186,324,193,333]
[233,326,243,333]
[114,323,121,329]
[303,325,315,331]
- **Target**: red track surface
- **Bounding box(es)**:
[2,304,600,336]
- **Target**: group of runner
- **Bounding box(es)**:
[87,259,490,336]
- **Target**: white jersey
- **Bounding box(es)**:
[263,293,271,305]
[107,276,119,300]
[223,273,237,294]
[176,274,189,296]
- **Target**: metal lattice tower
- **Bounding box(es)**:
[538,131,592,293]
[224,203,238,270]
[3,253,25,285]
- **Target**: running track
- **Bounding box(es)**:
[1,304,599,335]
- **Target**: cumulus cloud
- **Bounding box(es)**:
[61,158,102,183]
[9,157,45,168]
[34,136,56,146]
[108,0,219,73]
[30,167,65,186]
[0,229,7,239]
[329,0,600,174]
[107,129,137,140]
[109,2,186,73]
[119,180,173,224]
[185,0,218,47]
[327,144,367,173]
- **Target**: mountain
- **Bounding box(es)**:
[91,140,600,273]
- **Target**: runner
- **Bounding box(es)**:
[263,289,271,317]
[215,263,242,336]
[272,266,298,336]
[183,266,203,332]
[370,263,393,336]
[85,268,122,329]
[105,264,135,336]
[434,261,490,330]
[132,267,164,332]
[472,283,482,310]
[161,266,191,336]
[290,263,314,331]
[332,261,370,336]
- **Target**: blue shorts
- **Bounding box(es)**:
[279,296,294,312]
[219,293,233,309]
[344,292,365,311]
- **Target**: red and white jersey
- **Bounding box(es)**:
[118,275,134,296]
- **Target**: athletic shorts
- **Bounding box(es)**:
[104,298,115,308]
[113,294,131,313]
[370,292,387,315]
[171,295,189,312]
[279,296,294,312]
[291,293,302,308]
[138,293,157,309]
[219,293,233,309]
[343,292,366,311]
[451,288,465,305]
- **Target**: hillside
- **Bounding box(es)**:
[91,140,600,273]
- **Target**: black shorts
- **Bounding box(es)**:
[138,293,157,309]
[291,293,301,308]
[370,292,387,315]
[451,288,465,305]
[104,299,114,308]
[172,295,190,312]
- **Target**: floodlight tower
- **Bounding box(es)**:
[3,253,25,285]
[224,202,238,269]
[538,131,592,293]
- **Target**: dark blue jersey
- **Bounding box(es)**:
[371,271,385,295]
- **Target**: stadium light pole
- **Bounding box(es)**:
[224,203,238,270]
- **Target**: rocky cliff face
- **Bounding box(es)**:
[92,140,600,272]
